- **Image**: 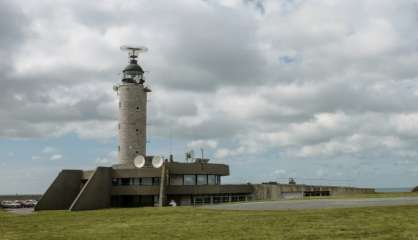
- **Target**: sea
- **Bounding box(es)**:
[375,187,413,193]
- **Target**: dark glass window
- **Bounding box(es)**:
[112,178,119,186]
[197,175,207,185]
[153,177,160,185]
[121,178,130,186]
[132,178,140,185]
[141,177,152,186]
[170,175,183,185]
[208,175,216,185]
[184,175,196,185]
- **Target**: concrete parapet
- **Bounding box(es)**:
[166,162,229,176]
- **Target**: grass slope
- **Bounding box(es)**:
[1,205,418,240]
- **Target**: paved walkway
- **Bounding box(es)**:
[4,208,34,215]
[204,197,418,211]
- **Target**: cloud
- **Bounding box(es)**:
[42,146,56,154]
[1,0,418,187]
[187,139,218,150]
[49,154,63,161]
[95,151,118,166]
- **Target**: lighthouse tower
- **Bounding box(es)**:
[115,46,151,166]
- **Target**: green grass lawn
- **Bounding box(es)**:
[1,205,418,240]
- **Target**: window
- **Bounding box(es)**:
[208,175,216,185]
[132,178,140,185]
[197,175,207,185]
[153,177,160,185]
[216,176,221,185]
[141,177,152,186]
[184,175,196,185]
[170,175,183,185]
[136,106,140,110]
[121,178,130,186]
[112,178,120,186]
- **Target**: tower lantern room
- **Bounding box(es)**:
[121,46,148,84]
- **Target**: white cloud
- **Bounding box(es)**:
[95,151,118,166]
[49,154,63,161]
[42,146,56,154]
[187,139,218,150]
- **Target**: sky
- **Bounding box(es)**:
[1,0,418,194]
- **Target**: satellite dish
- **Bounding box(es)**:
[134,155,146,168]
[152,155,163,168]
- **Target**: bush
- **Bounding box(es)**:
[412,186,418,192]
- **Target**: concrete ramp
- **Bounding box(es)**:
[69,167,112,211]
[34,170,83,211]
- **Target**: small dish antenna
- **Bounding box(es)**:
[134,155,146,168]
[152,155,163,168]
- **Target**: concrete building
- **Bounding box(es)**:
[35,46,374,211]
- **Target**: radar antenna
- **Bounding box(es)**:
[120,45,148,60]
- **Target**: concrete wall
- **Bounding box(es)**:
[166,162,229,176]
[69,167,112,211]
[253,184,375,200]
[34,170,82,211]
[112,168,161,178]
[118,82,148,164]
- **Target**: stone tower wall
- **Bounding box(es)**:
[117,82,147,164]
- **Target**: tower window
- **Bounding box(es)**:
[136,129,139,132]
[136,106,140,110]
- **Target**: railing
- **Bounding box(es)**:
[192,194,253,207]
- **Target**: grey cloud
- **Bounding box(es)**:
[1,0,418,187]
